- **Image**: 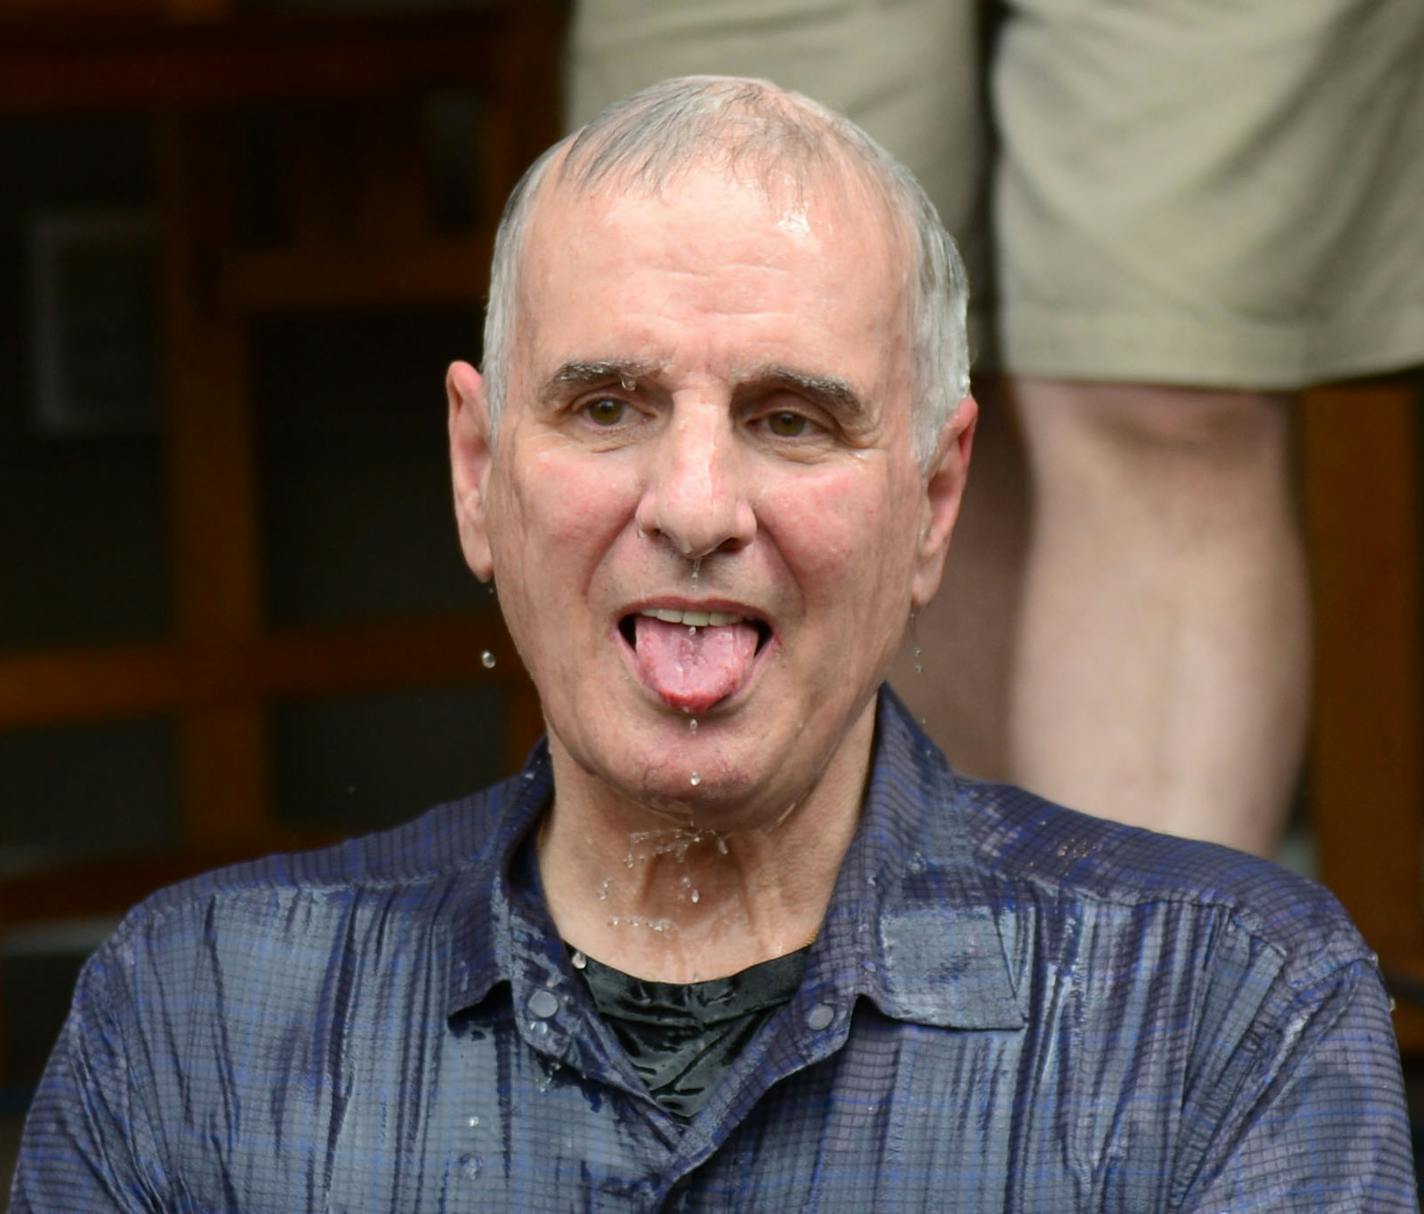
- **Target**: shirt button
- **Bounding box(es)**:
[527,989,560,1019]
[806,1003,836,1031]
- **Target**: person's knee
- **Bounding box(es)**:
[1009,379,1293,490]
[1026,380,1290,458]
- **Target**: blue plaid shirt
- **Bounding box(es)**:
[13,690,1416,1211]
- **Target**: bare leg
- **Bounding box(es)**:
[890,379,1310,854]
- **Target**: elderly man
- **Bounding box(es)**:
[12,78,1415,1211]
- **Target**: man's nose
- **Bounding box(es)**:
[634,408,756,561]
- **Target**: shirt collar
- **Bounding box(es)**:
[441,739,557,1019]
[442,688,1025,1031]
[805,688,1026,1030]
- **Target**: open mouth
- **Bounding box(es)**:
[619,607,773,713]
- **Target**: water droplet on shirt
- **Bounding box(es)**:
[571,949,587,969]
[480,650,496,669]
[459,1153,484,1180]
[689,772,701,787]
[466,1114,480,1128]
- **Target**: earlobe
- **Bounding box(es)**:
[910,394,978,609]
[447,360,496,581]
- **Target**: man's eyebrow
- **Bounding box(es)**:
[745,365,866,419]
[540,360,659,403]
[538,359,867,419]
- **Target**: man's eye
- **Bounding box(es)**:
[583,398,627,426]
[766,410,809,438]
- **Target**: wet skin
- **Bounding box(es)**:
[449,161,975,975]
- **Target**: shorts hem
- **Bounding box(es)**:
[979,302,1424,391]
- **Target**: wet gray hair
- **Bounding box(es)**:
[480,75,970,468]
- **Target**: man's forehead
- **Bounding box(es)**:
[528,144,905,260]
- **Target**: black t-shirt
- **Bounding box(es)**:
[571,944,808,1122]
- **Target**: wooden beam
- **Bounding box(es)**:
[0,615,528,728]
[1299,385,1424,974]
[220,235,492,314]
[0,7,557,115]
[156,113,269,844]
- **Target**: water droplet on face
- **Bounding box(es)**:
[480,650,496,669]
[620,374,636,392]
[687,625,698,637]
[688,718,698,733]
[690,889,700,903]
[571,949,587,969]
[716,836,729,855]
[689,772,701,787]
[690,557,701,581]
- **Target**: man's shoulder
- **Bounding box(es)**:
[957,777,1366,966]
[106,774,523,959]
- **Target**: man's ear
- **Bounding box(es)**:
[910,394,978,609]
[447,360,496,581]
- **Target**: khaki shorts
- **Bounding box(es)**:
[568,0,1424,389]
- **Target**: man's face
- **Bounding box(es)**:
[450,162,973,828]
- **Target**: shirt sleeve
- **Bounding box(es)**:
[9,941,168,1214]
[1175,952,1417,1212]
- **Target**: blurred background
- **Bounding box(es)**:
[1,0,1422,1194]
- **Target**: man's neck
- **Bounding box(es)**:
[536,710,875,983]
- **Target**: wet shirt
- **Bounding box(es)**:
[12,690,1417,1212]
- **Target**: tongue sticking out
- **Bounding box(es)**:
[632,615,761,713]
